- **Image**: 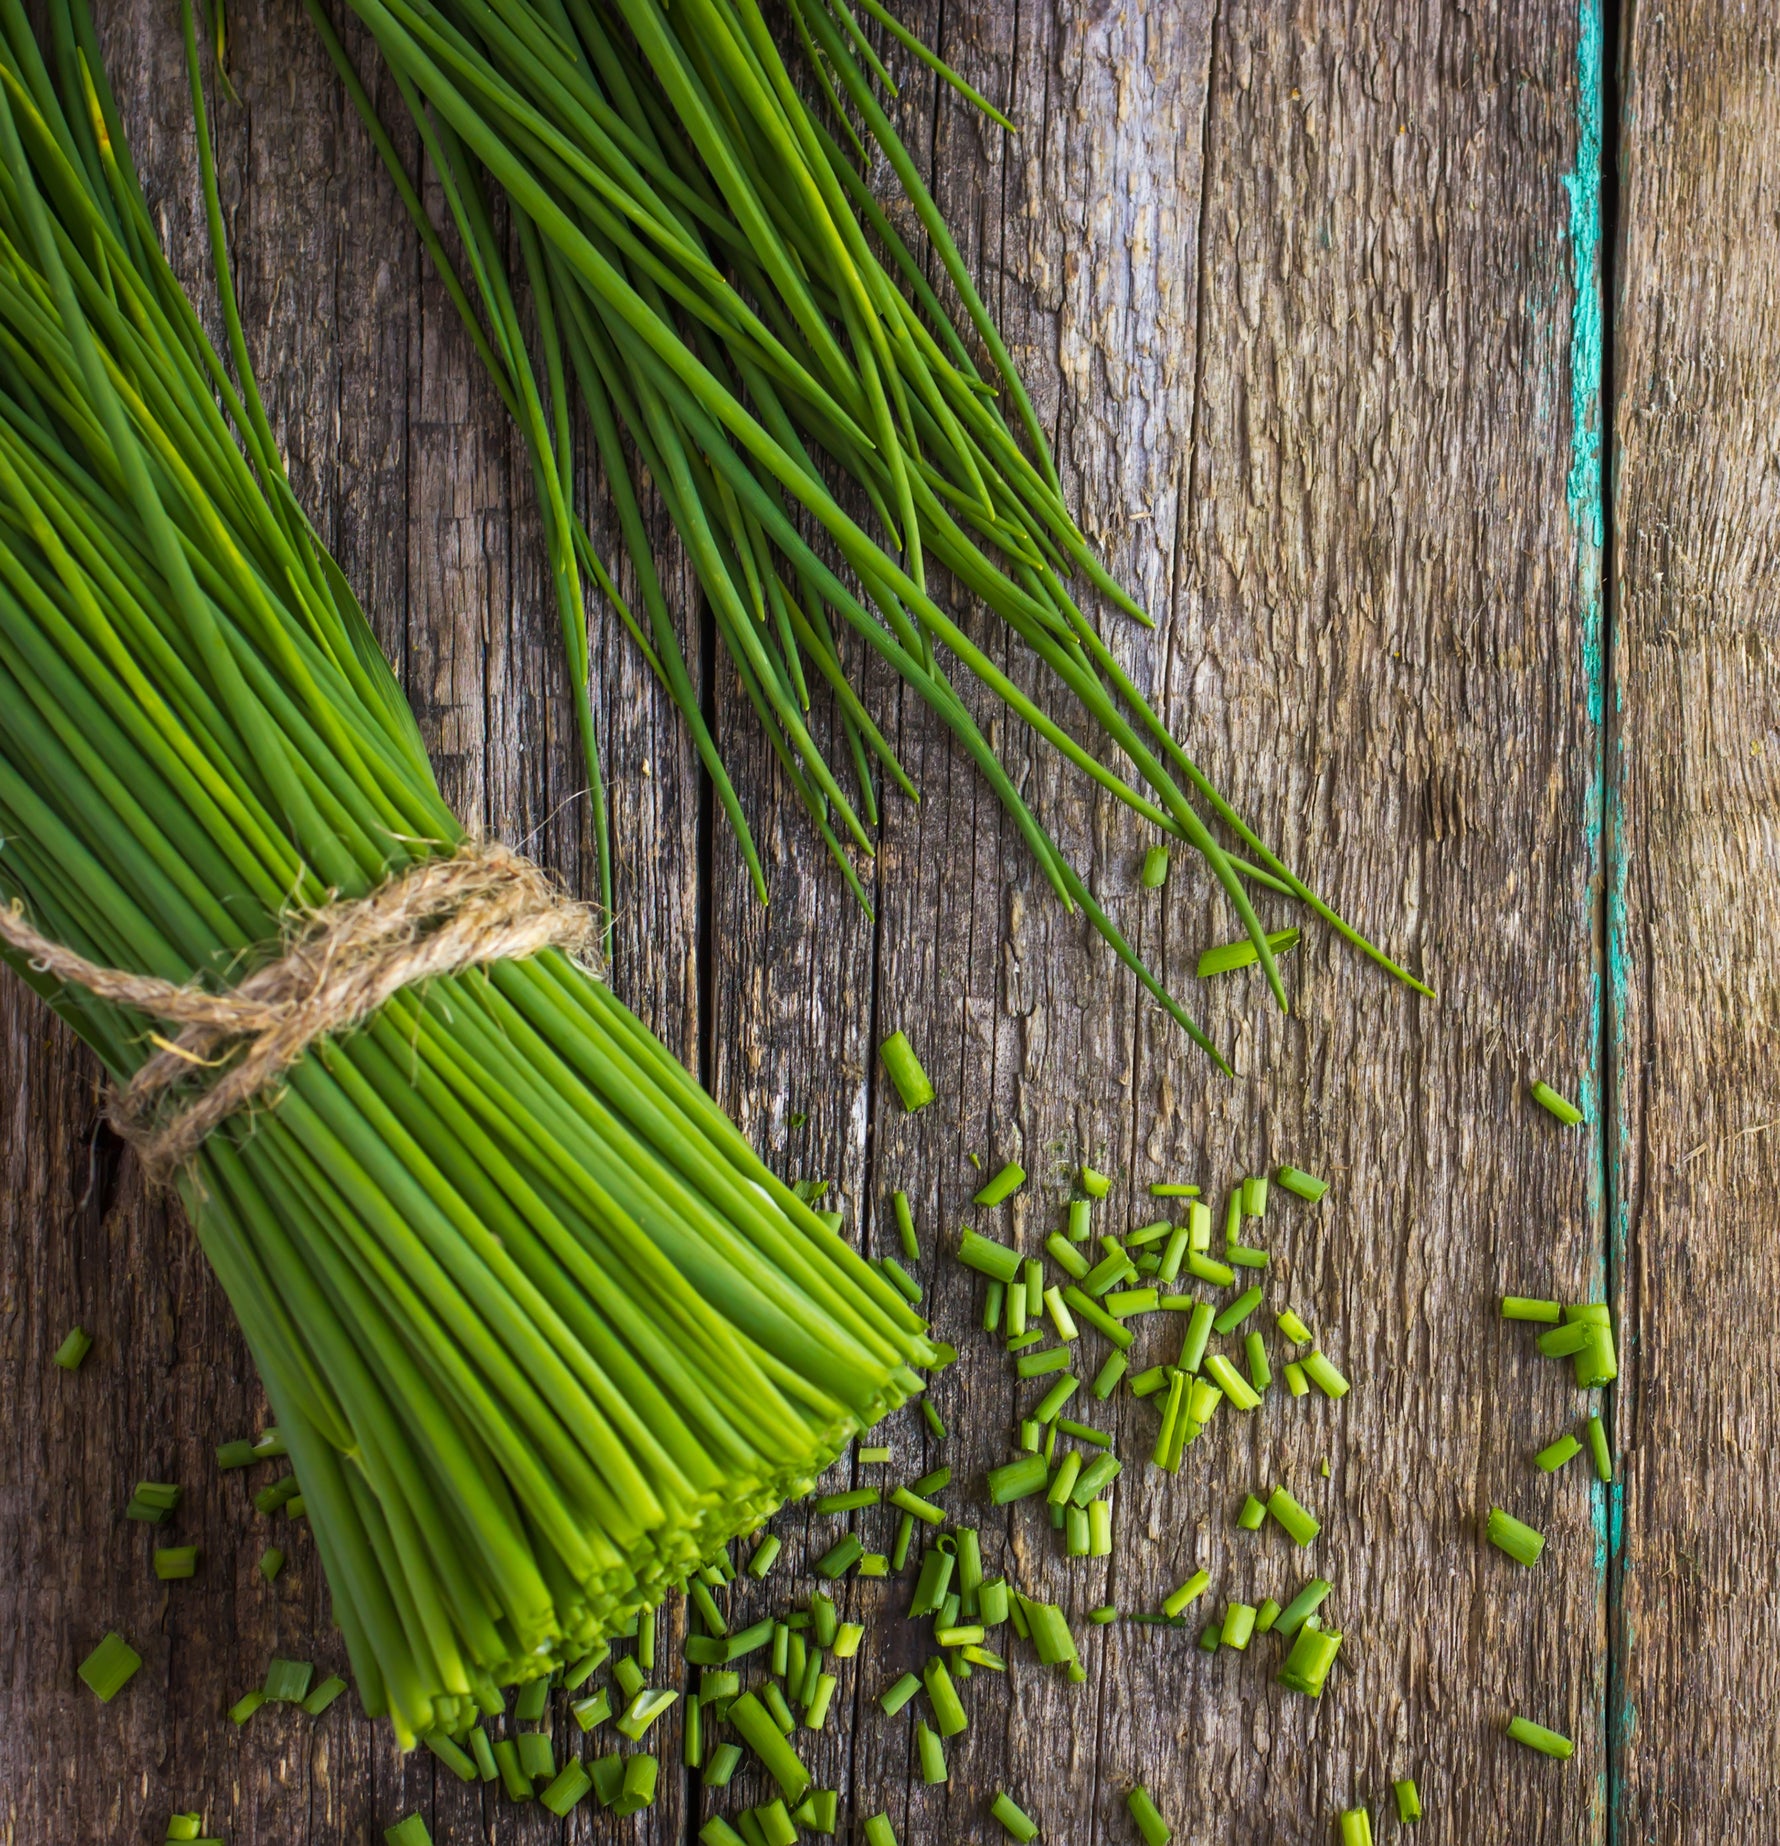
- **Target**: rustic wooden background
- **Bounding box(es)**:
[3,0,1770,1840]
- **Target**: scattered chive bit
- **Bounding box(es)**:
[1245,1331,1272,1392]
[990,1791,1039,1842]
[814,1210,844,1235]
[264,1658,314,1704]
[1535,1320,1593,1359]
[1127,1784,1172,1846]
[1282,1362,1307,1395]
[1150,1182,1199,1198]
[166,1815,203,1843]
[1302,1350,1351,1398]
[892,1190,921,1262]
[1197,926,1300,980]
[786,1111,808,1129]
[921,1397,949,1440]
[863,1816,899,1846]
[78,1632,141,1702]
[1274,1578,1333,1637]
[425,1731,478,1781]
[879,1032,935,1112]
[1486,1507,1546,1567]
[1530,1080,1585,1126]
[383,1816,432,1846]
[1393,1777,1422,1822]
[916,1718,948,1785]
[1502,1294,1564,1323]
[53,1325,92,1371]
[881,1256,921,1305]
[1587,1412,1613,1482]
[516,1674,552,1721]
[1254,1597,1281,1633]
[215,1439,257,1471]
[540,1760,592,1815]
[880,1671,921,1716]
[703,1743,743,1788]
[1080,1164,1112,1199]
[153,1546,198,1581]
[1197,1622,1220,1654]
[1536,1433,1583,1473]
[1141,844,1170,888]
[1275,1164,1328,1203]
[228,1690,265,1726]
[974,1162,1027,1207]
[1241,1175,1268,1217]
[1221,1603,1257,1650]
[126,1481,181,1524]
[958,1228,1024,1284]
[1161,1570,1210,1618]
[1277,1308,1314,1345]
[1237,1493,1267,1531]
[1507,1714,1574,1759]
[1269,1486,1321,1547]
[1087,1605,1118,1624]
[815,1486,880,1514]
[1277,1623,1343,1696]
[1338,1807,1373,1846]
[253,1430,287,1460]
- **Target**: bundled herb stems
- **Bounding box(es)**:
[0,0,936,1745]
[301,0,1429,1062]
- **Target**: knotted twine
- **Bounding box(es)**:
[0,840,600,1185]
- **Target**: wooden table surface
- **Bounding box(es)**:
[3,0,1774,1840]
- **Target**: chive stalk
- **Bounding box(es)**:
[879,1034,935,1112]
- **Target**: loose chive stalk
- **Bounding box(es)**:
[1277,1624,1343,1696]
[1237,1494,1268,1531]
[1157,1225,1190,1286]
[975,1163,1027,1207]
[1057,1418,1113,1451]
[1062,1288,1136,1350]
[1284,1362,1310,1397]
[1278,1309,1315,1345]
[1537,1320,1594,1358]
[863,1818,898,1846]
[750,1534,784,1578]
[978,1578,1011,1627]
[1222,1603,1257,1650]
[384,1818,432,1846]
[911,1548,956,1616]
[1536,1433,1583,1473]
[1047,1453,1083,1506]
[816,1536,863,1578]
[1268,1487,1321,1547]
[704,1743,744,1789]
[1245,1332,1272,1392]
[879,1672,921,1716]
[1023,1259,1045,1321]
[1150,1183,1200,1199]
[571,1689,612,1731]
[1273,1579,1332,1637]
[154,1547,199,1581]
[540,1760,592,1816]
[1197,928,1301,979]
[1254,1597,1281,1634]
[53,1327,93,1371]
[991,1792,1039,1842]
[922,1400,950,1441]
[1214,1287,1264,1336]
[1502,1295,1563,1324]
[1241,1176,1269,1218]
[880,1034,936,1111]
[1021,1599,1079,1668]
[1587,1413,1613,1482]
[228,1691,265,1727]
[1162,1571,1210,1619]
[1227,1244,1269,1269]
[1186,1252,1237,1287]
[426,1731,479,1782]
[1179,1304,1216,1375]
[924,1656,968,1736]
[1507,1715,1574,1759]
[1127,1785,1172,1846]
[266,1659,315,1704]
[1338,1808,1373,1846]
[880,1258,922,1305]
[1092,1352,1129,1399]
[1198,1623,1221,1654]
[214,1441,257,1471]
[303,1677,347,1716]
[1530,1081,1585,1126]
[1203,1354,1261,1411]
[1105,1288,1160,1317]
[729,1692,813,1801]
[1045,1233,1091,1280]
[1032,1376,1081,1424]
[959,1228,1024,1284]
[1130,1366,1171,1398]
[78,1633,142,1703]
[1302,1351,1351,1399]
[1486,1507,1547,1567]
[1275,1165,1328,1203]
[1394,1778,1422,1822]
[1189,1202,1214,1253]
[816,1487,881,1515]
[1080,1166,1112,1199]
[1141,845,1170,888]
[890,1486,946,1526]
[916,1718,948,1784]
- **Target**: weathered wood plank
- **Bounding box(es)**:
[1612,6,1780,1836]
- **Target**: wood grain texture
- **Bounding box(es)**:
[0,0,1648,1841]
[1612,6,1780,1838]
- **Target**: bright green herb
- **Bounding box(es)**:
[1221,1603,1257,1650]
[1226,1244,1269,1269]
[1302,1350,1351,1398]
[1203,1354,1261,1411]
[1275,1165,1328,1203]
[1394,1777,1422,1822]
[1277,1308,1314,1345]
[1531,1081,1585,1126]
[991,1792,1039,1842]
[1254,1597,1281,1634]
[815,1536,863,1578]
[1062,1287,1137,1350]
[815,1486,880,1514]
[1278,1624,1343,1696]
[1162,1571,1210,1619]
[1284,1362,1309,1397]
[425,1731,479,1781]
[881,1258,922,1305]
[126,1482,181,1525]
[515,1677,550,1723]
[258,1548,285,1584]
[78,1633,141,1703]
[1237,1494,1267,1531]
[1273,1578,1332,1637]
[1198,1622,1221,1653]
[750,1534,783,1579]
[1080,1166,1112,1199]
[1179,1303,1216,1374]
[539,1759,592,1815]
[1507,1715,1573,1759]
[153,1547,198,1581]
[1587,1412,1613,1482]
[890,1486,946,1526]
[1127,1784,1172,1846]
[1269,1487,1321,1547]
[1214,1287,1264,1335]
[303,1676,348,1716]
[228,1691,266,1727]
[265,1659,314,1704]
[618,1687,679,1741]
[1017,1345,1072,1380]
[1537,1320,1593,1357]
[959,1228,1024,1284]
[1032,1375,1081,1424]
[1241,1175,1268,1217]
[53,1326,93,1371]
[916,1718,948,1784]
[704,1743,744,1788]
[924,1655,969,1736]
[1486,1507,1547,1567]
[1536,1433,1583,1473]
[1141,845,1170,888]
[729,1691,812,1801]
[1057,1418,1113,1451]
[879,1671,921,1716]
[1245,1331,1272,1392]
[1185,1252,1236,1287]
[1197,928,1300,979]
[1338,1808,1372,1846]
[1502,1295,1563,1323]
[879,1034,935,1112]
[975,1163,1027,1206]
[891,1192,921,1263]
[384,1817,432,1846]
[215,1441,257,1471]
[863,1817,899,1846]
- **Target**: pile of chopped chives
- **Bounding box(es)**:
[1,0,938,1748]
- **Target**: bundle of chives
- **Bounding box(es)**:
[297,0,1428,1064]
[0,0,934,1746]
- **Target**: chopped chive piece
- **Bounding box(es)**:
[880,1257,923,1305]
[1268,1486,1321,1547]
[1221,1602,1257,1650]
[1245,1331,1272,1392]
[863,1816,899,1846]
[1023,1258,1045,1320]
[891,1512,917,1571]
[1530,1080,1585,1126]
[571,1689,612,1731]
[1536,1433,1583,1473]
[815,1211,844,1235]
[1046,1452,1083,1507]
[1227,1244,1269,1269]
[704,1742,744,1789]
[1089,1353,1128,1402]
[1394,1777,1422,1822]
[815,1486,881,1514]
[1105,1287,1159,1317]
[1080,1165,1112,1199]
[1242,1176,1269,1217]
[1044,1233,1091,1280]
[729,1691,812,1801]
[214,1440,257,1471]
[1503,1295,1563,1323]
[265,1658,313,1704]
[830,1620,865,1661]
[153,1546,198,1581]
[53,1326,93,1371]
[1087,1606,1118,1626]
[910,1466,952,1495]
[228,1690,266,1726]
[1128,1220,1174,1247]
[1127,1784,1172,1846]
[1021,1598,1079,1668]
[1302,1350,1351,1398]
[890,1486,946,1526]
[1130,1365,1170,1397]
[126,1481,182,1524]
[915,1717,949,1785]
[1179,1302,1215,1374]
[78,1633,141,1702]
[1072,1453,1122,1505]
[911,1548,957,1618]
[959,1228,1024,1286]
[1162,1570,1210,1619]
[1277,1308,1314,1345]
[1338,1808,1373,1846]
[1044,1288,1080,1341]
[425,1730,479,1782]
[1197,927,1300,979]
[1587,1413,1613,1482]
[1186,1378,1225,1425]
[990,1792,1039,1842]
[750,1533,784,1579]
[1213,1287,1264,1336]
[1278,1624,1343,1696]
[384,1817,432,1846]
[1157,1225,1190,1286]
[615,1657,646,1703]
[618,1688,680,1741]
[880,1033,935,1111]
[924,1656,968,1736]
[815,1536,863,1578]
[539,1759,592,1816]
[810,1590,838,1649]
[1007,1331,1042,1355]
[1573,1321,1619,1388]
[858,1444,892,1466]
[253,1431,286,1459]
[1189,1202,1214,1253]
[1254,1597,1282,1634]
[1507,1714,1573,1758]
[257,1546,285,1583]
[1274,1578,1332,1637]
[1061,1286,1137,1350]
[891,1190,921,1264]
[1066,1201,1094,1244]
[1198,1622,1221,1653]
[700,1669,741,1706]
[1284,1361,1309,1397]
[1032,1375,1082,1425]
[975,1162,1027,1206]
[492,1739,532,1802]
[880,1671,921,1716]
[1083,1250,1138,1296]
[983,1279,1006,1334]
[515,1676,550,1722]
[252,1476,299,1516]
[1056,1417,1113,1450]
[1017,1344,1072,1379]
[619,1753,659,1812]
[1150,1183,1200,1199]
[1486,1507,1546,1566]
[724,1618,777,1663]
[166,1815,203,1843]
[1275,1165,1329,1203]
[1203,1354,1262,1410]
[1185,1252,1236,1287]
[302,1676,346,1716]
[1141,844,1171,888]
[1237,1494,1267,1531]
